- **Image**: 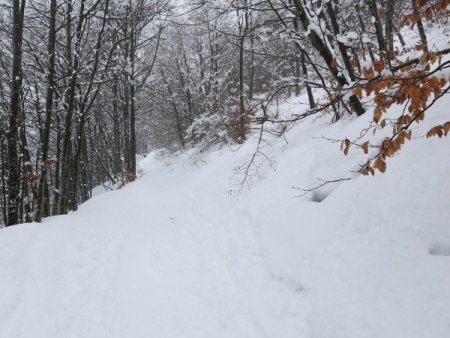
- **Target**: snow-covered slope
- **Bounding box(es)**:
[1,94,449,338]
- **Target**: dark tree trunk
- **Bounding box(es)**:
[112,80,122,178]
[326,1,356,81]
[393,23,406,47]
[301,50,315,109]
[162,70,185,148]
[61,0,84,214]
[19,121,33,223]
[237,8,249,143]
[249,31,255,101]
[292,0,365,116]
[365,0,389,60]
[385,0,395,54]
[7,0,26,226]
[36,0,57,222]
[411,0,428,52]
[52,111,61,216]
[356,2,376,63]
[129,30,137,177]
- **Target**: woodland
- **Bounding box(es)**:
[0,0,449,226]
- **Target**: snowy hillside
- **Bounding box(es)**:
[1,90,449,338]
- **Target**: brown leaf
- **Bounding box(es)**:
[419,52,429,65]
[443,122,450,136]
[374,157,387,173]
[361,141,369,154]
[373,107,382,123]
[373,60,384,73]
[430,52,438,64]
[43,159,58,169]
[416,112,425,122]
[363,67,374,80]
[384,139,396,156]
[343,138,351,156]
[426,126,443,138]
[330,58,337,69]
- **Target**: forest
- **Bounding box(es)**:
[0,0,449,226]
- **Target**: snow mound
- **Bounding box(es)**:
[1,96,449,338]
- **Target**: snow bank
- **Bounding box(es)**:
[0,94,449,337]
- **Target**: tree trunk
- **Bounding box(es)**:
[325,1,356,81]
[36,0,57,222]
[237,9,249,143]
[61,0,84,214]
[356,2,376,63]
[19,121,33,223]
[6,0,26,226]
[411,0,428,52]
[365,0,389,60]
[292,0,365,116]
[301,50,315,109]
[129,29,137,177]
[385,0,395,54]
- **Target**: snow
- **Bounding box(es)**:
[1,95,450,337]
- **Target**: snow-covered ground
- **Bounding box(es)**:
[1,94,450,337]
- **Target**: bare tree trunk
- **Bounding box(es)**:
[161,70,185,148]
[36,0,57,222]
[411,0,428,52]
[356,2,376,63]
[6,0,26,226]
[292,0,365,116]
[365,0,389,61]
[1,138,8,224]
[61,0,84,214]
[301,49,315,109]
[112,80,122,178]
[237,7,249,143]
[249,28,255,101]
[52,111,61,216]
[326,1,355,81]
[129,29,137,177]
[385,0,395,54]
[19,121,33,223]
[393,23,406,47]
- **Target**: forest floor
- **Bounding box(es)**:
[1,87,450,337]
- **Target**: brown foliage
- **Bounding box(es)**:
[42,159,58,169]
[343,0,450,175]
[123,169,136,183]
[21,172,39,184]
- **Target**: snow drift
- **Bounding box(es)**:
[0,93,449,338]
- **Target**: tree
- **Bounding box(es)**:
[6,0,26,226]
[35,0,57,222]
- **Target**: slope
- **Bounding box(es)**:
[0,92,450,338]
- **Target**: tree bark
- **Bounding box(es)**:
[291,0,365,116]
[365,0,389,61]
[325,1,356,81]
[301,50,315,109]
[385,0,395,54]
[6,0,26,226]
[36,0,57,222]
[237,7,249,142]
[411,0,428,52]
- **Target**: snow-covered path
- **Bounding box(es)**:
[0,151,309,338]
[1,105,450,338]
